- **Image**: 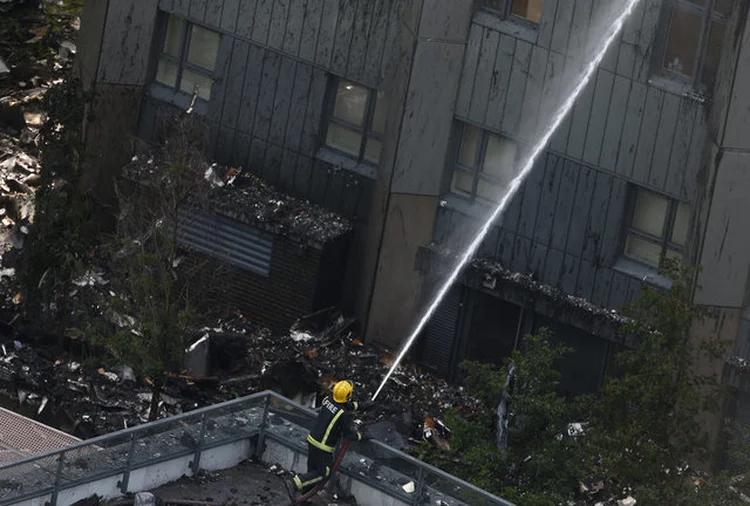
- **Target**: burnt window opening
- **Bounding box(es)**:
[660,0,731,90]
[323,78,387,166]
[450,122,518,204]
[153,13,221,102]
[623,186,691,269]
[484,0,544,24]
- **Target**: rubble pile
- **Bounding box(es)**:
[0,0,79,303]
[122,153,353,247]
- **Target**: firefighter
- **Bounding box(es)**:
[285,380,373,501]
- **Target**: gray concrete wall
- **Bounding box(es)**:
[363,0,474,347]
[695,4,750,308]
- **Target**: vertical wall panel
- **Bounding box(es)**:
[583,70,614,166]
[683,105,707,200]
[591,268,613,308]
[300,69,327,154]
[537,0,559,50]
[294,155,313,195]
[517,155,547,239]
[632,87,664,182]
[599,178,628,265]
[633,0,661,82]
[599,75,630,171]
[456,25,483,118]
[315,0,339,67]
[551,159,579,252]
[567,166,595,259]
[253,52,281,141]
[204,0,221,27]
[172,0,189,17]
[285,64,313,151]
[615,81,647,177]
[221,40,251,134]
[567,0,591,58]
[221,0,240,34]
[576,260,597,301]
[362,0,390,85]
[267,0,290,49]
[331,0,356,74]
[521,44,549,136]
[616,43,636,79]
[236,45,265,134]
[503,40,532,135]
[649,92,681,190]
[560,254,581,294]
[666,99,698,198]
[282,0,305,56]
[269,57,296,146]
[346,0,373,82]
[485,34,514,132]
[566,73,595,160]
[251,0,273,45]
[551,0,574,53]
[470,30,500,124]
[534,155,562,247]
[299,0,323,62]
[543,248,565,287]
[236,0,258,39]
[581,171,612,264]
[189,0,206,22]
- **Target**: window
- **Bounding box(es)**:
[450,123,518,203]
[623,187,691,268]
[323,79,387,165]
[484,0,544,24]
[154,14,220,101]
[661,0,731,89]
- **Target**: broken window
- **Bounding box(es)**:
[623,187,691,268]
[451,123,518,204]
[484,0,544,24]
[324,79,387,166]
[154,13,220,102]
[661,0,730,89]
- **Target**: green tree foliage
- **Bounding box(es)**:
[87,115,211,421]
[415,260,745,505]
[20,77,97,332]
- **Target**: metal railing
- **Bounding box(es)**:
[0,390,515,506]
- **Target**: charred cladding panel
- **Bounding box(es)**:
[456,2,708,201]
[435,153,643,313]
[157,0,407,90]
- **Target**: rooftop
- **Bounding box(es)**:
[0,407,79,465]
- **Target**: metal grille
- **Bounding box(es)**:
[177,207,273,277]
[0,408,80,463]
[421,286,462,374]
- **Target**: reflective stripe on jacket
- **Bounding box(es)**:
[307,396,361,453]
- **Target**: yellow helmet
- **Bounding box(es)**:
[332,380,353,403]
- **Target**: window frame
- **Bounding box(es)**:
[483,0,543,25]
[656,0,730,91]
[450,122,518,204]
[622,186,689,269]
[150,12,221,104]
[321,77,384,166]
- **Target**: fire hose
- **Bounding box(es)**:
[276,439,352,506]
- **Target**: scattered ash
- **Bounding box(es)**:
[471,257,630,326]
[122,153,352,247]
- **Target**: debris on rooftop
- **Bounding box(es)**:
[122,152,353,247]
[470,258,629,326]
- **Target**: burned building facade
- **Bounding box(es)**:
[77,0,750,456]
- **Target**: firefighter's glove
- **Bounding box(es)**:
[358,400,376,411]
[359,429,375,441]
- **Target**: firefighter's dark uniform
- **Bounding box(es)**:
[292,396,363,493]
